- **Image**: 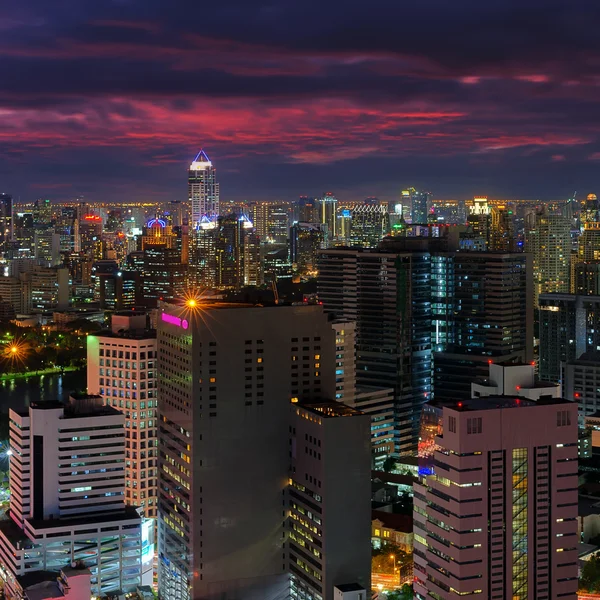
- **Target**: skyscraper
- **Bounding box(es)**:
[317,193,338,243]
[525,207,570,306]
[0,192,13,255]
[433,252,534,401]
[157,302,370,600]
[188,149,219,225]
[414,396,578,600]
[489,205,515,252]
[538,293,600,383]
[349,199,390,247]
[407,188,429,224]
[318,248,432,455]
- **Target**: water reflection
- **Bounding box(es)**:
[0,370,87,414]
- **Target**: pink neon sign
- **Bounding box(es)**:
[161,312,189,330]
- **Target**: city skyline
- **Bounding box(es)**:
[2,2,600,202]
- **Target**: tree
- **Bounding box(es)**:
[382,456,397,473]
[580,554,600,592]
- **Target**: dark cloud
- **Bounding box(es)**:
[0,0,600,201]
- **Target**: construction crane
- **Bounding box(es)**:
[271,276,279,305]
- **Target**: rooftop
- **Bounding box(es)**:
[450,395,572,412]
[94,329,156,340]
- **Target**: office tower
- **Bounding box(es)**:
[290,222,325,276]
[250,201,269,238]
[188,149,219,224]
[79,214,104,259]
[318,247,532,450]
[0,276,23,313]
[243,228,262,285]
[13,212,34,257]
[0,394,153,598]
[34,228,61,266]
[142,246,185,303]
[91,260,141,310]
[414,396,578,600]
[267,204,289,244]
[157,302,370,600]
[140,217,177,250]
[573,261,600,294]
[348,200,390,247]
[318,248,432,455]
[317,192,338,243]
[539,293,600,382]
[188,217,217,289]
[87,315,158,518]
[296,196,318,223]
[0,192,13,254]
[525,207,570,305]
[405,188,428,224]
[489,205,515,251]
[33,198,54,227]
[19,265,69,312]
[562,352,600,424]
[434,252,533,401]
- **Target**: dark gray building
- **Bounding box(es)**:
[157,302,371,600]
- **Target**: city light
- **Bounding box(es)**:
[186,299,198,308]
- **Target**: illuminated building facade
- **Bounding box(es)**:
[87,315,158,519]
[539,293,600,383]
[525,208,570,305]
[157,303,369,600]
[0,394,153,598]
[318,248,432,455]
[348,200,389,247]
[317,193,338,243]
[489,205,515,252]
[406,188,429,224]
[0,193,12,255]
[290,223,325,276]
[188,149,219,225]
[414,396,578,600]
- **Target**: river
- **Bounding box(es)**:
[0,369,88,415]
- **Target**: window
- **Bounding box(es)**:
[467,417,482,434]
[449,416,456,433]
[557,410,571,427]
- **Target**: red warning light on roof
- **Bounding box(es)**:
[84,214,102,222]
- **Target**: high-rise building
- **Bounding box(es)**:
[348,200,390,247]
[572,261,600,295]
[539,293,600,382]
[317,193,338,243]
[87,315,158,518]
[188,149,219,225]
[290,222,325,276]
[318,248,432,455]
[0,193,13,255]
[157,302,370,600]
[34,228,61,266]
[142,246,186,304]
[91,260,140,310]
[406,188,428,224]
[562,352,600,424]
[33,198,54,228]
[12,212,34,257]
[414,396,578,600]
[489,205,516,252]
[20,265,70,312]
[188,217,218,289]
[525,207,570,305]
[0,394,153,598]
[296,196,318,223]
[433,252,534,401]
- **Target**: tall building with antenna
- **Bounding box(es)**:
[188,150,220,225]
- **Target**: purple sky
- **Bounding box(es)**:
[1,0,599,203]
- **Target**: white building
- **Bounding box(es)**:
[87,314,158,519]
[471,362,560,401]
[0,394,153,599]
[188,149,219,224]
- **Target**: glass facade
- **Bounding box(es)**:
[512,448,528,599]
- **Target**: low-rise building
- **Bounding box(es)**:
[371,511,413,553]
